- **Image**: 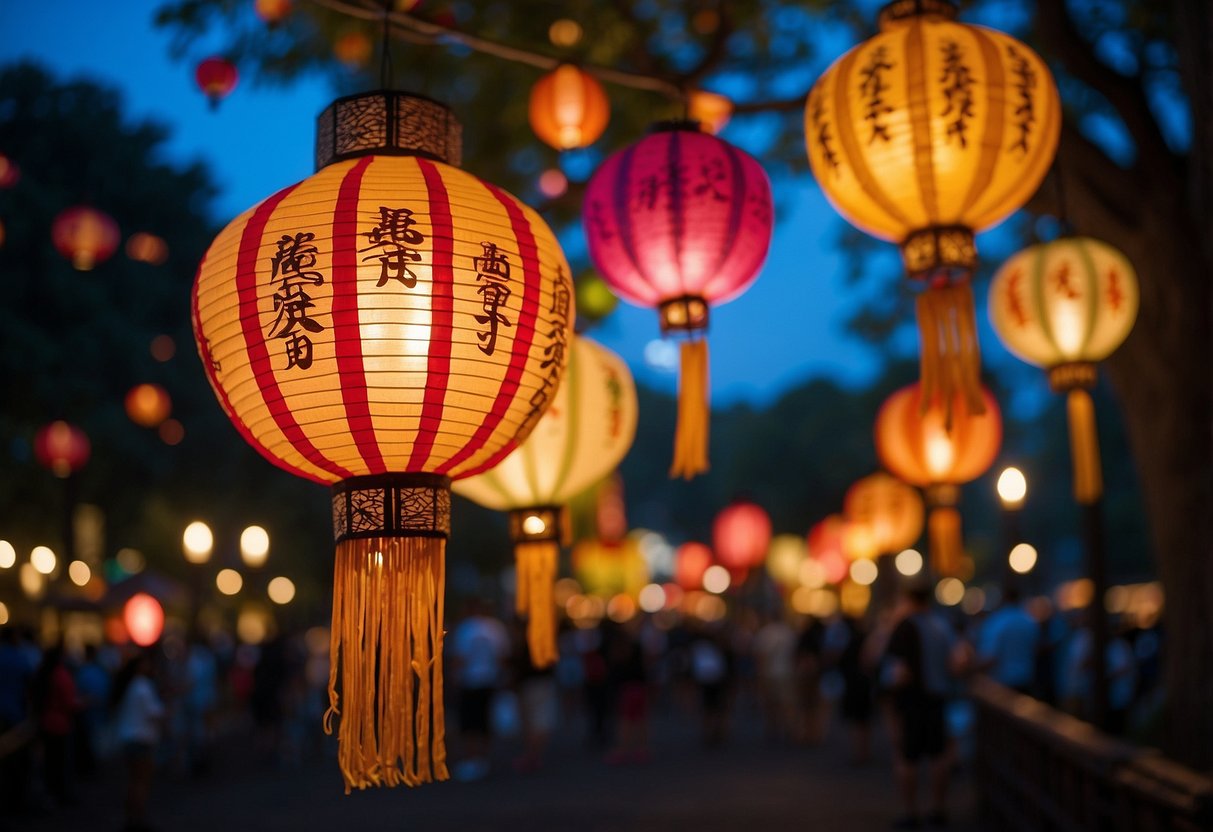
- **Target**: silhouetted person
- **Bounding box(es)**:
[0,627,35,817]
[824,614,874,764]
[73,643,110,777]
[604,621,650,764]
[976,585,1040,694]
[33,642,79,805]
[449,599,509,781]
[112,651,163,832]
[689,624,733,748]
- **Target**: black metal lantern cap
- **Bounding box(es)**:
[315,90,463,171]
[648,118,703,135]
[878,0,957,30]
[331,473,453,543]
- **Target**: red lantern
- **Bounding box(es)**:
[0,153,19,188]
[674,541,713,591]
[807,515,851,585]
[584,124,773,478]
[125,384,172,428]
[52,206,120,271]
[123,593,164,647]
[195,57,238,108]
[712,499,771,573]
[875,382,1002,576]
[34,421,91,478]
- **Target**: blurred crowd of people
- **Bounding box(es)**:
[0,583,1165,831]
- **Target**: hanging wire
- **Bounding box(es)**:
[379,0,393,89]
[1051,137,1074,237]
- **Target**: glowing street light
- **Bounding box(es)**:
[240,525,270,568]
[997,467,1027,508]
[183,521,214,564]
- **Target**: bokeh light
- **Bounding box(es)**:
[216,568,243,595]
[548,18,583,47]
[537,168,568,199]
[849,558,878,586]
[1009,542,1038,574]
[638,583,665,613]
[123,593,164,646]
[702,564,731,594]
[240,525,270,568]
[267,576,296,605]
[0,540,15,569]
[68,560,91,586]
[30,545,56,575]
[894,548,923,576]
[117,547,146,574]
[935,577,965,606]
[997,466,1027,506]
[183,521,213,564]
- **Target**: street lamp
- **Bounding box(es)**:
[183,521,213,564]
[239,525,270,569]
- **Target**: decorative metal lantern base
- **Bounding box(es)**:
[658,295,710,335]
[900,226,977,281]
[1047,362,1097,393]
[316,90,463,171]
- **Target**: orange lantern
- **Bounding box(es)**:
[528,64,610,150]
[806,515,851,585]
[52,206,120,271]
[688,89,733,135]
[193,91,573,791]
[123,593,164,647]
[674,541,713,591]
[875,382,1001,577]
[125,384,172,428]
[34,421,91,478]
[843,472,924,556]
[334,31,373,69]
[806,0,1060,418]
[126,232,169,265]
[712,499,772,573]
[989,237,1139,504]
[195,57,238,108]
[254,0,292,25]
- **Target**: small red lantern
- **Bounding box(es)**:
[195,57,238,108]
[34,421,91,478]
[712,499,771,573]
[125,384,172,428]
[807,515,851,585]
[123,593,164,647]
[0,153,20,188]
[52,206,120,271]
[674,542,713,591]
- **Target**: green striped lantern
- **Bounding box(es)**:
[989,236,1139,503]
[454,335,637,665]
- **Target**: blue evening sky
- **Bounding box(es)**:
[2,0,1051,413]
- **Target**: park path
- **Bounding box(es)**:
[19,703,984,832]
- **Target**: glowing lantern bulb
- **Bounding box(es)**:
[124,593,164,646]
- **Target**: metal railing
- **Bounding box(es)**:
[971,677,1213,832]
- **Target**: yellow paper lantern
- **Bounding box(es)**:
[193,91,573,791]
[843,472,924,556]
[455,335,638,666]
[528,64,610,150]
[125,383,172,427]
[989,236,1138,503]
[571,538,648,598]
[806,0,1060,416]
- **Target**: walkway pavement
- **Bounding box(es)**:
[18,703,984,832]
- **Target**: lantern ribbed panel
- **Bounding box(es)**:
[583,129,773,307]
[989,237,1139,368]
[844,472,924,554]
[874,383,1001,487]
[712,500,772,571]
[454,336,637,510]
[806,15,1060,241]
[529,65,610,151]
[193,155,574,485]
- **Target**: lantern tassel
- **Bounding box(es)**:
[670,338,710,479]
[515,541,559,668]
[325,536,449,793]
[916,282,985,426]
[928,506,963,579]
[1066,388,1103,505]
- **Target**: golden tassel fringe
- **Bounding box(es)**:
[515,541,559,668]
[670,338,710,480]
[325,536,449,793]
[1067,388,1103,505]
[928,506,963,579]
[916,282,985,425]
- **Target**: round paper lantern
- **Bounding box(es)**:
[529,64,610,151]
[688,89,733,135]
[989,236,1138,503]
[193,91,573,791]
[52,206,120,271]
[572,538,648,598]
[875,382,1001,576]
[674,541,713,591]
[806,515,851,585]
[125,383,172,428]
[766,534,807,589]
[255,0,292,25]
[712,499,772,574]
[34,421,91,478]
[126,232,169,265]
[806,0,1060,417]
[123,593,164,647]
[584,124,773,478]
[455,336,637,666]
[334,31,373,69]
[575,271,618,323]
[843,472,924,556]
[195,57,238,108]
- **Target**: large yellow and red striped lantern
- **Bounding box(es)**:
[843,471,924,556]
[712,498,772,577]
[193,92,573,792]
[584,123,773,479]
[455,335,637,667]
[806,0,1060,419]
[989,237,1139,504]
[875,382,1001,576]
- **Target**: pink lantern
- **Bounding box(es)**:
[712,499,772,573]
[123,593,164,647]
[674,541,713,591]
[583,123,773,479]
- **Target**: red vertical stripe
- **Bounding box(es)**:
[236,182,356,482]
[435,183,542,476]
[406,158,456,471]
[331,157,386,473]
